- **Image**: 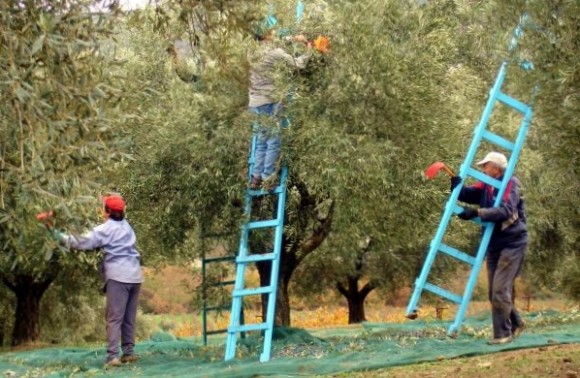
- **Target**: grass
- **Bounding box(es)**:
[335,343,580,377]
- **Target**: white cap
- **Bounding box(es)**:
[476,151,508,169]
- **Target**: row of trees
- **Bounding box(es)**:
[0,0,578,346]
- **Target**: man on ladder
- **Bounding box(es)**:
[225,15,316,363]
[452,151,528,345]
[248,17,312,190]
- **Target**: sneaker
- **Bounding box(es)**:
[121,355,138,363]
[105,358,122,368]
[250,176,262,189]
[487,336,513,345]
[512,321,526,338]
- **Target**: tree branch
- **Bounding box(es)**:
[360,282,376,299]
[296,199,335,265]
[1,277,16,292]
[335,281,348,297]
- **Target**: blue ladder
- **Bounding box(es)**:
[405,61,534,336]
[201,252,245,345]
[224,131,288,362]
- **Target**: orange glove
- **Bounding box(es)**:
[313,35,330,54]
[36,210,55,229]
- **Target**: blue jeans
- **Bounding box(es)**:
[249,103,286,180]
[486,242,526,338]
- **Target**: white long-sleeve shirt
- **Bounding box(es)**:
[61,219,143,284]
[248,43,311,108]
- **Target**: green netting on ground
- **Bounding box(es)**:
[1,310,579,377]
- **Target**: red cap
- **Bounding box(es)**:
[104,195,125,211]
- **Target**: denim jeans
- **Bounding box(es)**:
[486,242,526,338]
[249,103,285,180]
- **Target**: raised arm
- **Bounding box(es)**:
[271,46,311,70]
[59,225,106,251]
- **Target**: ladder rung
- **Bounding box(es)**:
[205,305,231,311]
[206,328,228,335]
[228,322,269,333]
[466,167,502,189]
[203,256,236,264]
[203,232,233,238]
[248,219,280,230]
[237,253,276,264]
[452,204,465,214]
[207,280,236,288]
[452,205,484,225]
[248,186,285,196]
[482,130,515,152]
[233,286,274,297]
[424,282,462,304]
[496,92,530,114]
[439,243,476,265]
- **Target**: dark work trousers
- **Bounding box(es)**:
[105,279,141,361]
[486,243,527,338]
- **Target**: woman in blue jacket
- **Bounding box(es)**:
[58,195,143,367]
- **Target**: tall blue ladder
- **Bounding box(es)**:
[405,19,535,337]
[224,132,288,362]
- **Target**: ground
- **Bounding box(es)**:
[338,344,580,378]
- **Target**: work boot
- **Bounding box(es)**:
[487,336,513,345]
[105,357,122,368]
[262,174,278,191]
[121,355,138,363]
[250,176,262,189]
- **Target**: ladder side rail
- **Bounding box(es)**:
[225,223,252,361]
[448,222,495,335]
[494,108,534,206]
[225,131,258,361]
[458,62,508,180]
[406,194,458,315]
[244,132,259,216]
[260,166,289,362]
[248,126,258,180]
[202,257,208,345]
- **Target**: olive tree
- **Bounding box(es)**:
[0,0,130,345]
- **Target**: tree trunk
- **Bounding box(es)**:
[0,317,4,346]
[256,260,292,326]
[253,180,334,328]
[3,274,55,346]
[337,276,375,324]
[346,293,366,324]
[274,277,291,326]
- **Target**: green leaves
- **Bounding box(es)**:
[31,34,46,56]
[0,0,132,291]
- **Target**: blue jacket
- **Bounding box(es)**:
[62,219,143,284]
[458,176,528,251]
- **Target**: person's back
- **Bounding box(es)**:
[89,218,142,284]
[248,42,311,108]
